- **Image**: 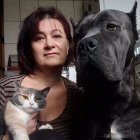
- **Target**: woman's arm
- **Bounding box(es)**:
[0,81,8,137]
[1,130,10,140]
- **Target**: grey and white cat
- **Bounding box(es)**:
[4,83,50,140]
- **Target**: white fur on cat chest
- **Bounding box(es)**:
[5,101,30,140]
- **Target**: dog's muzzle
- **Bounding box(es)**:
[77,35,122,82]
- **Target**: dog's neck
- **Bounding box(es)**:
[83,58,136,121]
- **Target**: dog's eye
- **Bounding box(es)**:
[106,24,117,31]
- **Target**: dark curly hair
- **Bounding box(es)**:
[17,6,74,74]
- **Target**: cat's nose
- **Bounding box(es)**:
[29,102,34,105]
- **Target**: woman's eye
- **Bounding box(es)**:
[106,24,117,31]
[33,35,45,41]
[53,34,62,38]
[38,37,44,40]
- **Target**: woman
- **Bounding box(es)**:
[0,6,82,140]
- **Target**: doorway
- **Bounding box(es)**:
[0,0,4,78]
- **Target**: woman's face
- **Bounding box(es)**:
[31,18,69,70]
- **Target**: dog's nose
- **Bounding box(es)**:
[86,38,98,52]
[78,37,98,54]
[78,41,86,54]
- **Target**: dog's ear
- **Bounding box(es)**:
[127,1,138,41]
[70,17,77,31]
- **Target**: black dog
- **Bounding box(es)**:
[72,2,140,140]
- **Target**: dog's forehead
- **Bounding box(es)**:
[76,9,131,34]
[94,9,130,24]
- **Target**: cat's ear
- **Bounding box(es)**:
[42,87,50,97]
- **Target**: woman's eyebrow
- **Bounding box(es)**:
[36,29,63,36]
[51,29,63,33]
[36,31,45,35]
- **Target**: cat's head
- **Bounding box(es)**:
[12,82,50,114]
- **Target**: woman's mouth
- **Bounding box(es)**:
[44,52,59,56]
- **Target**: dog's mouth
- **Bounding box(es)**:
[77,50,122,82]
[90,54,122,81]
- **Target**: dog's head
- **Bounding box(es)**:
[73,2,138,87]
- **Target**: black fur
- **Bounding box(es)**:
[29,129,64,140]
[73,2,140,140]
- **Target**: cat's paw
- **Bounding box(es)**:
[39,124,53,130]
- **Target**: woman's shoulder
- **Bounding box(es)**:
[63,77,83,95]
[0,74,25,87]
[63,77,78,88]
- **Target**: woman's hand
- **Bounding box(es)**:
[26,113,38,134]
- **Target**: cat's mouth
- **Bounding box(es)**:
[24,107,39,113]
[25,108,33,112]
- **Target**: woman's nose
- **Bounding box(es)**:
[45,37,54,49]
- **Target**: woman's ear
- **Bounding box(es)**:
[67,46,69,55]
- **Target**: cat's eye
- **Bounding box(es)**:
[22,95,28,100]
[35,98,41,103]
[106,24,117,31]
